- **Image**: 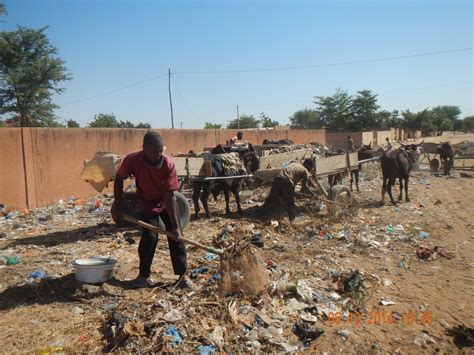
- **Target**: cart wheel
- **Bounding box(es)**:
[430,159,440,172]
[118,191,190,231]
[327,185,352,216]
[158,191,190,230]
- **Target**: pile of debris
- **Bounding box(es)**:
[454,140,474,156]
[0,166,469,353]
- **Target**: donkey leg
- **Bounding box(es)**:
[192,183,201,219]
[232,186,243,215]
[223,189,231,215]
[398,177,403,201]
[405,177,410,202]
[382,177,387,204]
[354,170,360,192]
[387,178,396,205]
[201,183,212,218]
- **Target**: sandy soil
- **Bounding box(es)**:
[403,132,474,145]
[0,138,473,353]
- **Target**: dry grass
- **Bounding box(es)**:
[0,304,103,352]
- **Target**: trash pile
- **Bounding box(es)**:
[0,165,471,353]
[454,140,474,156]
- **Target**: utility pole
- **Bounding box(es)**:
[237,105,240,130]
[168,68,175,129]
[180,121,183,130]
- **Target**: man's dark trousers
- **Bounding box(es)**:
[138,211,187,278]
[261,175,296,220]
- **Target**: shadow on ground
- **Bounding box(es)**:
[6,222,138,248]
[360,199,385,209]
[0,274,116,312]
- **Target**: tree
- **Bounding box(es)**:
[453,119,464,131]
[385,110,403,128]
[204,121,222,129]
[66,119,80,127]
[259,112,279,128]
[119,120,151,128]
[0,2,6,17]
[401,109,417,137]
[289,108,324,129]
[88,113,150,128]
[0,26,72,126]
[431,105,461,135]
[227,114,259,129]
[463,116,474,132]
[349,90,380,131]
[314,88,352,131]
[89,113,120,128]
[419,111,436,136]
[119,120,135,128]
[135,122,151,128]
[402,109,433,138]
[374,110,392,130]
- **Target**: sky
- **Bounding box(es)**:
[2,0,473,128]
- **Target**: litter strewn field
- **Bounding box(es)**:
[1,161,473,353]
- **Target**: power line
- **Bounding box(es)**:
[170,76,201,122]
[174,47,473,75]
[232,81,473,108]
[61,73,168,106]
[209,80,473,116]
[58,47,471,106]
[168,68,174,129]
[378,80,473,94]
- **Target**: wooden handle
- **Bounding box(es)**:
[123,214,223,255]
[313,177,328,197]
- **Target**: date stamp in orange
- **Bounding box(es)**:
[327,310,433,326]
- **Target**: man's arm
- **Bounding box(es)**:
[301,173,318,197]
[163,191,181,239]
[308,172,318,189]
[162,160,181,239]
[114,177,124,202]
[111,155,131,223]
[111,177,124,223]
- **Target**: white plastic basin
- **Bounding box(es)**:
[72,257,117,283]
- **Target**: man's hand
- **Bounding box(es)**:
[111,200,124,224]
[171,228,182,242]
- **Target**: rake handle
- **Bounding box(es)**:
[123,214,223,255]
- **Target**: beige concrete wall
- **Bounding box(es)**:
[362,131,375,146]
[204,128,326,148]
[325,130,394,149]
[0,128,28,209]
[19,128,148,209]
[326,132,363,149]
[376,130,392,146]
[1,127,326,210]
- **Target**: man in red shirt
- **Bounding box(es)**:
[111,131,191,288]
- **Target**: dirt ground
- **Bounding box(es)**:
[405,132,474,145]
[1,135,473,353]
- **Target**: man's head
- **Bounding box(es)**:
[237,131,243,140]
[347,136,351,139]
[386,137,389,141]
[303,158,315,173]
[143,131,165,164]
